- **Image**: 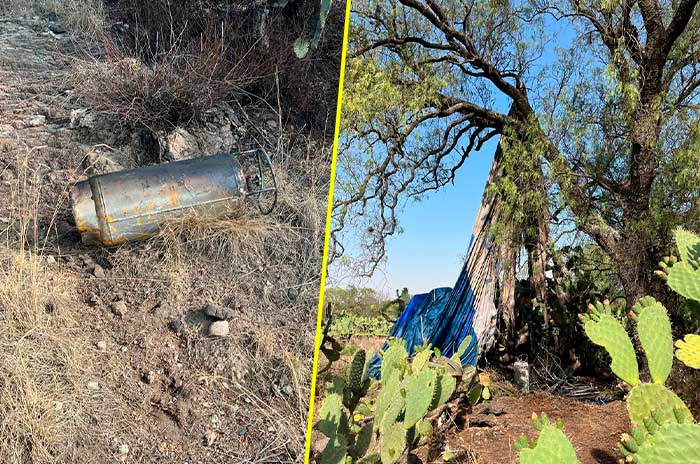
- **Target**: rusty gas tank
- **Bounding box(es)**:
[71,149,276,246]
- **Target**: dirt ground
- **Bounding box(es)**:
[0,17,329,463]
[414,392,628,464]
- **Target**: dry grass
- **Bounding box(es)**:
[72,30,258,131]
[0,0,106,33]
[0,248,96,464]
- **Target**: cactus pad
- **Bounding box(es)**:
[667,261,700,302]
[412,348,432,372]
[626,384,693,427]
[380,423,406,464]
[403,368,437,429]
[518,419,579,464]
[348,349,367,392]
[353,422,374,459]
[634,297,673,384]
[380,341,408,381]
[674,229,700,264]
[619,420,700,463]
[581,307,639,385]
[430,371,456,409]
[675,334,700,369]
[318,434,348,464]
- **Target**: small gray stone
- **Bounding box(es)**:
[29,115,46,127]
[48,23,66,34]
[92,264,106,278]
[111,300,127,317]
[204,303,235,320]
[208,320,230,337]
[282,384,293,396]
[96,340,107,351]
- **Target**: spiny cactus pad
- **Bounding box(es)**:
[374,371,400,432]
[411,348,432,372]
[380,341,408,381]
[403,368,437,429]
[518,419,579,464]
[667,261,700,302]
[626,384,693,427]
[634,297,673,384]
[352,422,374,459]
[581,304,639,385]
[348,349,367,392]
[675,334,700,369]
[430,371,456,409]
[318,434,348,464]
[674,229,700,264]
[316,387,344,438]
[619,421,700,463]
[380,423,406,464]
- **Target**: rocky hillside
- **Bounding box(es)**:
[0,16,330,464]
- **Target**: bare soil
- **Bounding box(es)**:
[0,17,328,463]
[414,392,628,464]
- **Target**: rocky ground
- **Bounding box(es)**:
[0,17,328,463]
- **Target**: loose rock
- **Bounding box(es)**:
[96,340,107,351]
[92,264,106,278]
[29,115,46,127]
[111,300,127,317]
[204,303,236,320]
[208,320,230,337]
[87,380,99,390]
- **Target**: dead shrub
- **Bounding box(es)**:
[0,0,106,33]
[73,28,258,131]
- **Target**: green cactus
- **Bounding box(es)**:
[674,229,700,264]
[294,0,333,58]
[626,383,693,428]
[657,229,700,301]
[380,423,406,464]
[579,300,639,385]
[403,368,437,429]
[314,339,470,463]
[618,408,700,463]
[348,349,367,393]
[430,371,456,409]
[632,297,673,384]
[318,434,348,464]
[516,414,579,464]
[675,334,700,369]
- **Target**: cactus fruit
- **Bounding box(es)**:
[617,410,700,463]
[517,414,579,464]
[348,349,367,392]
[626,383,693,428]
[632,297,673,384]
[403,368,437,429]
[675,334,700,369]
[580,301,639,385]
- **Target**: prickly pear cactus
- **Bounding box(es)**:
[516,414,579,464]
[618,407,700,463]
[348,349,367,393]
[626,383,693,428]
[403,368,437,429]
[675,334,700,369]
[579,300,639,385]
[631,297,673,384]
[657,229,700,301]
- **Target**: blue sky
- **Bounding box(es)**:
[333,14,577,298]
[366,142,496,296]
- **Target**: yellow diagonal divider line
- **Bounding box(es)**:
[304,1,352,462]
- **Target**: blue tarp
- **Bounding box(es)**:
[367,247,480,378]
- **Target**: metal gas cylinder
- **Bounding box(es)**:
[71,148,276,246]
